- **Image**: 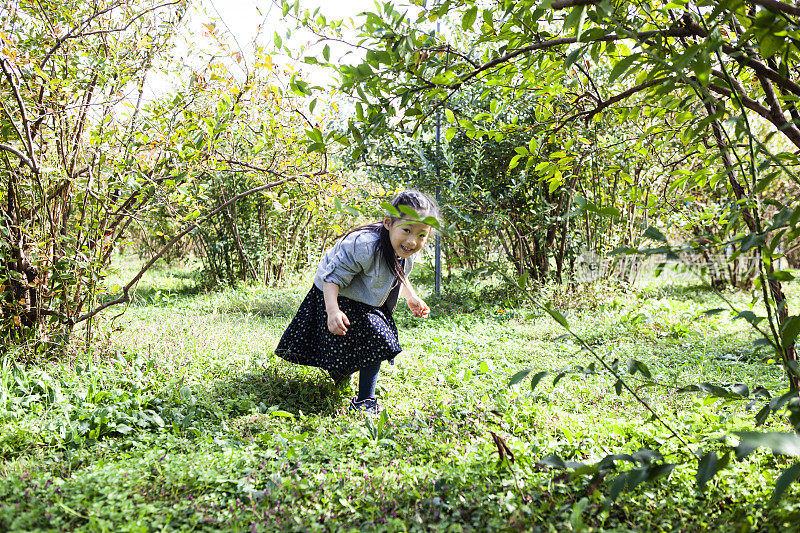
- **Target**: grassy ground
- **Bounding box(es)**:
[1,257,798,531]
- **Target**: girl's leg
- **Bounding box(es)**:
[356,361,381,401]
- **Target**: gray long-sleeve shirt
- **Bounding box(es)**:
[313,229,414,309]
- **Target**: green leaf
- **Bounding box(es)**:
[608,472,628,501]
[531,371,549,392]
[377,408,389,434]
[114,424,134,435]
[541,454,567,469]
[693,50,711,86]
[769,270,796,282]
[421,216,440,229]
[608,53,641,84]
[444,127,456,142]
[545,305,569,329]
[381,202,399,217]
[398,205,421,219]
[598,206,620,217]
[563,5,587,37]
[740,232,766,252]
[698,382,739,398]
[462,6,478,30]
[643,226,667,242]
[771,463,800,503]
[565,46,585,69]
[735,431,800,457]
[695,451,729,491]
[323,44,330,62]
[755,404,771,427]
[632,360,652,379]
[509,368,532,386]
[780,316,800,348]
[760,33,784,58]
[734,310,763,327]
[274,32,283,49]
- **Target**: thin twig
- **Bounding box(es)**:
[72,173,303,325]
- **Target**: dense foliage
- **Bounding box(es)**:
[278,0,800,508]
[2,0,800,528]
[0,0,191,351]
[0,0,336,352]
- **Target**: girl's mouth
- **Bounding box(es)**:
[400,245,414,253]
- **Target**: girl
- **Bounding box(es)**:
[275,190,440,414]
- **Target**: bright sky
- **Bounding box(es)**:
[136,0,423,115]
[184,0,379,83]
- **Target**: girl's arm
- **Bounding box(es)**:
[323,282,350,335]
[401,280,430,318]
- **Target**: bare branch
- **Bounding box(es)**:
[1,59,38,172]
[72,172,304,325]
[38,1,184,69]
[39,0,127,68]
[682,18,800,97]
[749,0,800,16]
[707,81,800,149]
[73,1,184,39]
[0,143,36,170]
[582,77,669,122]
[551,0,601,9]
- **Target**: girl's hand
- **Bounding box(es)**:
[327,309,350,335]
[407,296,430,318]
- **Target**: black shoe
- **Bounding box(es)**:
[349,397,382,415]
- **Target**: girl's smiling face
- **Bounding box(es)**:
[383,217,432,258]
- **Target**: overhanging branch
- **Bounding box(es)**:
[71,172,304,325]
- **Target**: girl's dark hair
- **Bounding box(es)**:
[344,190,440,281]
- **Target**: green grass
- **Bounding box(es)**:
[1,258,798,531]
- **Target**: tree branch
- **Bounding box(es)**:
[551,0,601,8]
[682,18,800,98]
[38,0,127,68]
[0,143,36,170]
[72,1,185,39]
[749,0,800,16]
[706,77,800,150]
[72,173,303,325]
[448,27,693,91]
[549,0,800,17]
[582,77,669,122]
[1,59,38,173]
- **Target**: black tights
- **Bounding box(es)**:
[357,361,381,401]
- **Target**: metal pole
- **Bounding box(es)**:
[434,20,442,297]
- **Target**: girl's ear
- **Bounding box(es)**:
[383,217,394,230]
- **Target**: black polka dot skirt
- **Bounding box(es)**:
[275,285,402,374]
